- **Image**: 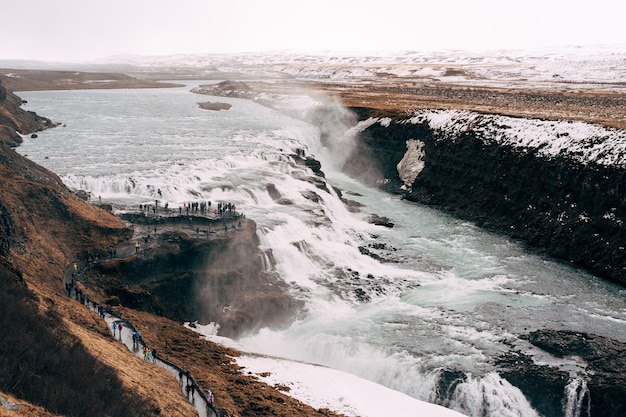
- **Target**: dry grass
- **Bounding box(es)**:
[0,392,62,417]
[64,314,198,417]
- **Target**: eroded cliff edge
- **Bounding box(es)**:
[346,108,626,287]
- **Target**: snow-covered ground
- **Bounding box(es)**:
[384,109,626,166]
[237,355,467,417]
[93,44,626,92]
[191,324,467,417]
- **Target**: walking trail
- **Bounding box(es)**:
[62,205,238,417]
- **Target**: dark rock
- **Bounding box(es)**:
[301,190,321,203]
[436,369,467,407]
[0,203,16,258]
[198,101,232,111]
[496,350,569,417]
[74,190,90,201]
[266,183,282,200]
[88,219,303,339]
[276,198,294,205]
[353,287,370,302]
[367,214,394,228]
[304,156,324,177]
[358,245,383,261]
[495,329,626,417]
[351,114,626,286]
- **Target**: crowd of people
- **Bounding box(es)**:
[137,199,240,219]
[64,260,220,416]
[178,370,215,411]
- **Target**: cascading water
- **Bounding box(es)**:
[563,378,590,417]
[16,83,626,417]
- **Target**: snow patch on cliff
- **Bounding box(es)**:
[397,139,426,189]
[402,110,626,166]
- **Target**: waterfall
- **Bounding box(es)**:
[563,377,590,417]
[446,372,541,417]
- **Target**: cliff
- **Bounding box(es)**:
[0,78,54,146]
[348,108,626,287]
[84,212,302,339]
[341,108,626,417]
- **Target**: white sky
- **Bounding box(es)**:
[2,0,625,62]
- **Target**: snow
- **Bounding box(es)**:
[94,44,626,92]
[190,324,467,417]
[400,110,626,166]
[237,355,467,417]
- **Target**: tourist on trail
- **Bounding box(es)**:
[151,348,157,363]
[117,322,123,339]
[185,382,192,399]
[113,322,117,337]
[135,242,139,253]
[144,347,152,362]
[132,330,141,348]
[184,370,191,384]
[178,370,184,386]
[206,390,214,408]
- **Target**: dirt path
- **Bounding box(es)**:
[63,266,220,417]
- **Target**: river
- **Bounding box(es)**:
[17,82,626,417]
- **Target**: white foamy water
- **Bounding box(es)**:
[17,83,626,417]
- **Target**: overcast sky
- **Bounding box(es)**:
[2,0,625,62]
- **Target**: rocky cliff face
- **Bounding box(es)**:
[348,108,626,286]
[86,214,302,339]
[0,79,54,147]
